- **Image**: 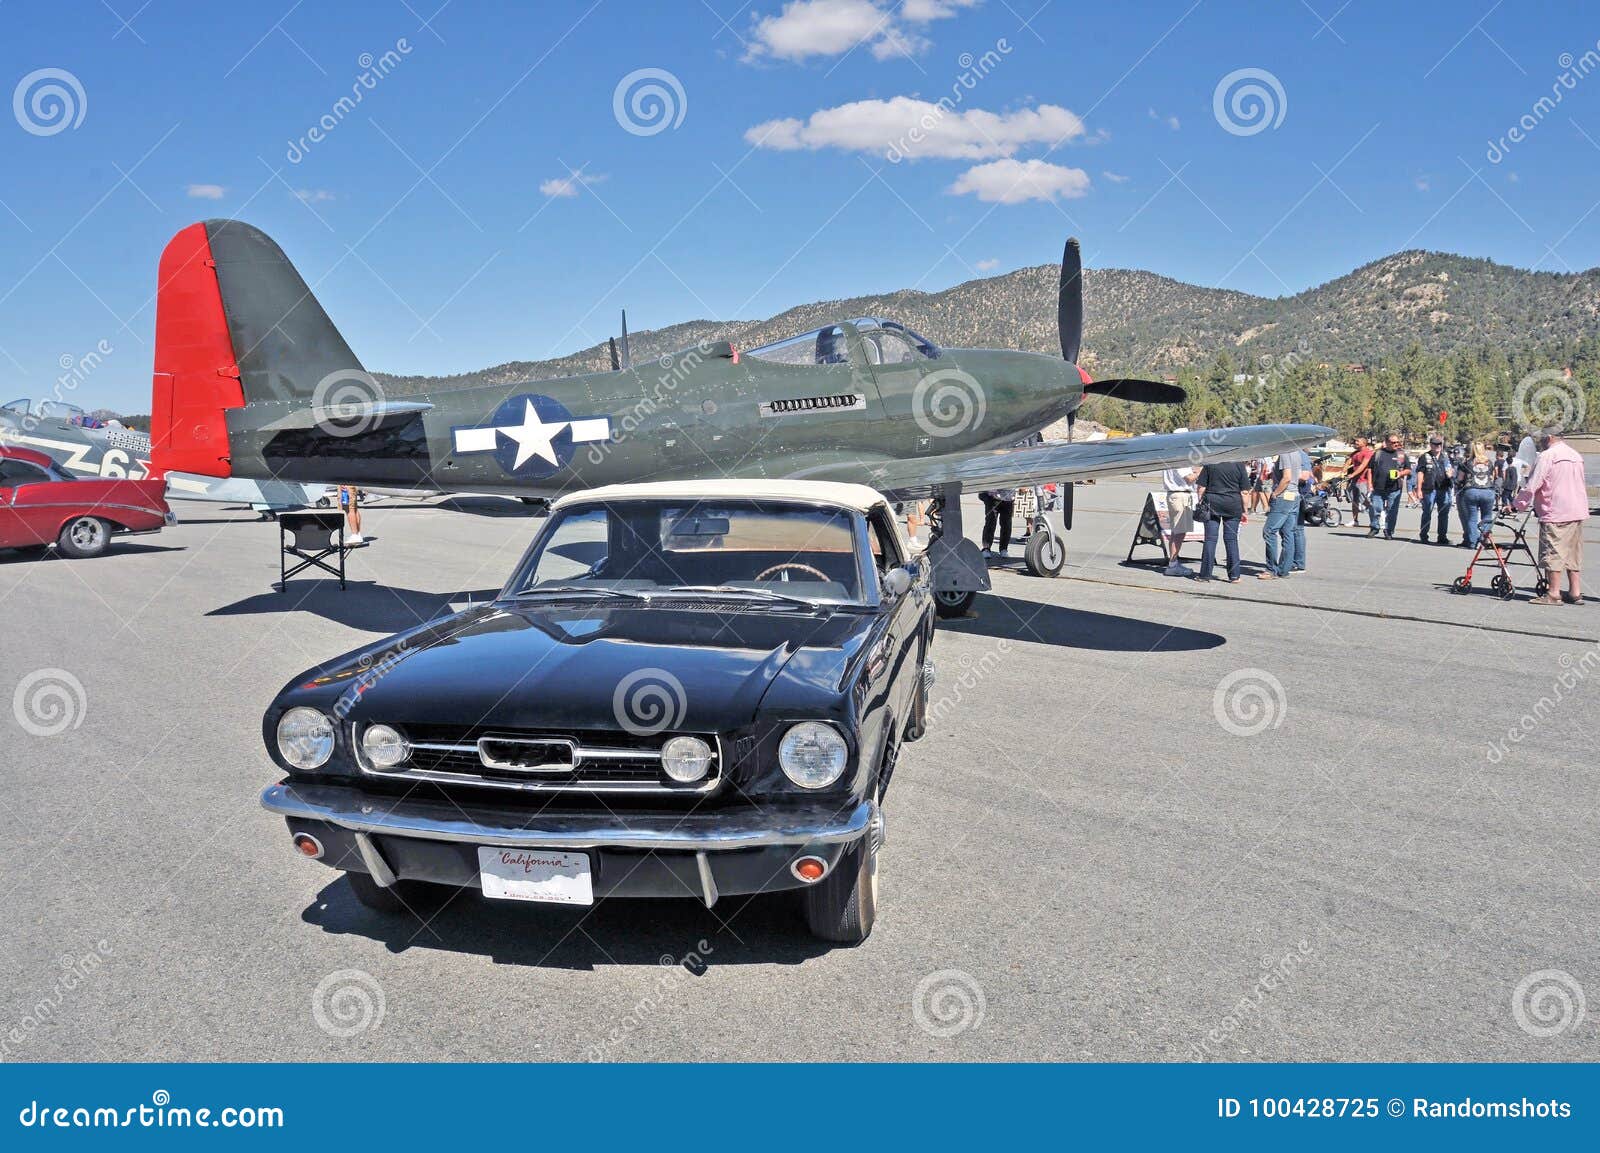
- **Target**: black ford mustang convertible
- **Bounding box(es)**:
[260,480,936,942]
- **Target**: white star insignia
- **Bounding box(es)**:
[500,399,566,470]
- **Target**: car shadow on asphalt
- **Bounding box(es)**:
[207,580,501,633]
[0,543,185,562]
[942,594,1225,651]
[300,877,835,968]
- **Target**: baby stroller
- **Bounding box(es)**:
[1298,487,1341,527]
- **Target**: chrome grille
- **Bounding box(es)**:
[357,724,721,794]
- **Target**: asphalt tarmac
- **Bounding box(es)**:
[1,480,1595,1062]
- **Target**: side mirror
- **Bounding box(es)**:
[882,565,914,598]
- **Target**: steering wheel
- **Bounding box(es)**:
[754,562,829,583]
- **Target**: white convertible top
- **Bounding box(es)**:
[552,479,890,514]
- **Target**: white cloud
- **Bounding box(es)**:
[540,169,607,198]
[1413,175,1430,193]
[869,23,929,60]
[975,257,1000,271]
[747,97,1085,159]
[745,0,978,63]
[901,0,980,18]
[186,184,226,199]
[948,158,1091,204]
[1148,108,1180,130]
[294,189,335,203]
[1102,170,1130,183]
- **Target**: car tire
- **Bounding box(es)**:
[904,645,932,742]
[1023,528,1065,577]
[802,833,878,944]
[933,588,976,618]
[345,871,450,916]
[57,516,110,558]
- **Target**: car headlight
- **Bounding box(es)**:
[778,722,848,789]
[361,723,410,770]
[661,735,713,783]
[277,707,335,771]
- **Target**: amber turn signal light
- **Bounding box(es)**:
[791,856,828,883]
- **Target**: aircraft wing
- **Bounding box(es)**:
[802,423,1333,496]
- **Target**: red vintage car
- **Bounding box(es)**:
[0,446,172,558]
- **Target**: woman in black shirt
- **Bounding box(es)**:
[1195,460,1248,581]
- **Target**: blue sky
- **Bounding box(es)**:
[2,0,1598,411]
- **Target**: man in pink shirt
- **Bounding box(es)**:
[1517,426,1589,605]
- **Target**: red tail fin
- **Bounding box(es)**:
[149,222,243,478]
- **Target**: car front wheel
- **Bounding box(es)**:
[57,516,110,558]
[802,826,879,944]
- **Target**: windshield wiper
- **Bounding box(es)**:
[512,585,652,601]
[666,584,827,607]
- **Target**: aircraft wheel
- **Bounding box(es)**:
[57,516,110,559]
[1450,575,1472,595]
[1491,574,1516,600]
[1023,529,1066,577]
[934,588,977,619]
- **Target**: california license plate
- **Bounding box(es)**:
[477,847,594,905]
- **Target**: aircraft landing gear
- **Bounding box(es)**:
[1023,525,1065,577]
[934,588,978,618]
[926,483,989,620]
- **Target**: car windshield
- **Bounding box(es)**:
[508,499,866,604]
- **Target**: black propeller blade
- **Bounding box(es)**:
[1082,378,1187,405]
[1059,236,1083,364]
[620,309,632,370]
[608,336,621,372]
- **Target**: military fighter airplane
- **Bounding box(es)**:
[148,220,1330,615]
[1,395,327,515]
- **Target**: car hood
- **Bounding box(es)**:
[306,600,876,733]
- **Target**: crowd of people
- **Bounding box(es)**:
[1157,426,1588,605]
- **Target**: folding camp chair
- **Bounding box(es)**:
[274,510,347,591]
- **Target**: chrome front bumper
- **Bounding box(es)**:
[260,781,873,851]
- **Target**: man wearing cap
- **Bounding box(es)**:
[1518,426,1588,606]
[1366,432,1412,540]
[1412,434,1455,545]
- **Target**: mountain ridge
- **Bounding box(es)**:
[373,249,1600,394]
